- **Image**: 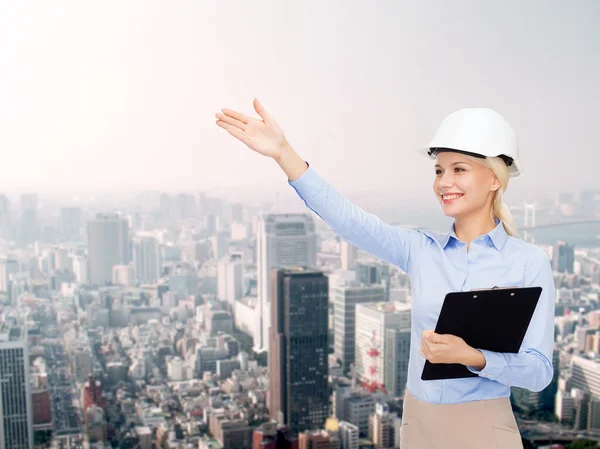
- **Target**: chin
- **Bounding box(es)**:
[440,205,461,218]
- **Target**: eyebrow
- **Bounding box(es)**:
[434,162,471,168]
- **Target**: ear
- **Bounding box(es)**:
[490,172,502,193]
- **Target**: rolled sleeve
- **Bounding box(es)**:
[466,349,507,380]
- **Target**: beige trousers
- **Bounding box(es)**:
[400,390,524,449]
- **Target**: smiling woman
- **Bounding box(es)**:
[216,100,554,449]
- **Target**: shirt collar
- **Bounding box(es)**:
[441,218,509,251]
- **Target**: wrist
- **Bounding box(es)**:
[273,140,293,163]
[465,348,486,370]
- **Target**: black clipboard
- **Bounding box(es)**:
[421,286,542,381]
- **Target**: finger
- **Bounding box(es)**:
[253,98,273,124]
[428,332,448,344]
[221,108,251,125]
[421,339,431,353]
[216,120,248,142]
[216,112,247,131]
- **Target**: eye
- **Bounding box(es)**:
[454,167,465,172]
[435,169,442,175]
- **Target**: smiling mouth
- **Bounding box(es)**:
[441,193,464,202]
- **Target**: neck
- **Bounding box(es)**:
[454,212,497,247]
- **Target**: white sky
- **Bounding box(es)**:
[0,0,598,206]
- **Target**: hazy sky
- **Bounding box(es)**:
[1,1,599,207]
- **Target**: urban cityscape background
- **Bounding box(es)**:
[1,1,599,449]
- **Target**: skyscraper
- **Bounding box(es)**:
[60,207,82,240]
[87,214,129,285]
[553,241,575,274]
[132,236,161,283]
[269,267,329,432]
[18,194,38,244]
[0,258,20,293]
[333,284,386,372]
[0,195,11,239]
[257,214,317,351]
[355,302,411,389]
[217,254,244,307]
[340,241,357,270]
[356,262,390,301]
[0,323,33,449]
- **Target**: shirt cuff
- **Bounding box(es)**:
[466,349,506,381]
[288,161,323,200]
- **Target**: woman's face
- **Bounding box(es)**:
[432,151,499,219]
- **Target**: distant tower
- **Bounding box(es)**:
[523,203,536,243]
[524,203,536,228]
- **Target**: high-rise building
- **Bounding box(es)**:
[231,203,244,222]
[87,214,129,285]
[340,241,357,271]
[257,214,317,351]
[60,207,82,240]
[269,267,329,432]
[355,302,411,388]
[18,194,38,244]
[384,327,411,397]
[0,323,33,449]
[333,284,386,372]
[356,262,390,301]
[132,236,161,283]
[580,190,600,218]
[0,195,11,239]
[569,355,600,398]
[217,254,244,307]
[211,232,230,260]
[333,386,375,437]
[0,258,19,293]
[72,254,89,285]
[553,241,575,274]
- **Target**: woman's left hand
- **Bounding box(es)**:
[419,330,483,367]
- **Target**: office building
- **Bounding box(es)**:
[133,236,161,283]
[87,213,129,285]
[0,323,33,449]
[269,267,329,432]
[257,213,317,351]
[333,284,386,372]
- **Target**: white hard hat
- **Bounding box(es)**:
[417,108,524,178]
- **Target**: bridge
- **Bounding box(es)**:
[516,218,600,232]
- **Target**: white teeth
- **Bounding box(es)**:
[442,194,463,200]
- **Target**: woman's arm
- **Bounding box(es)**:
[216,99,426,272]
[283,146,425,273]
[466,247,556,392]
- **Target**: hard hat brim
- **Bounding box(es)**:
[415,146,523,178]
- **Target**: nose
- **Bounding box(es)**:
[438,171,455,190]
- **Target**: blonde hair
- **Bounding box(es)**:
[462,154,521,239]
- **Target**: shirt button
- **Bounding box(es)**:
[434,386,439,391]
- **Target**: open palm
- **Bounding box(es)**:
[215,98,288,160]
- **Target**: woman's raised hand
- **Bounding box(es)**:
[216,98,288,161]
